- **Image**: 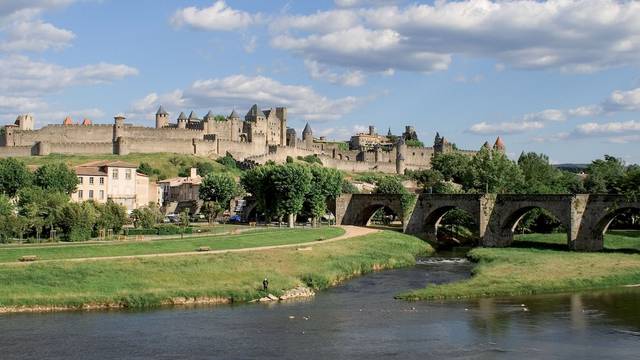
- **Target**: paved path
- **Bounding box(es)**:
[5,226,381,265]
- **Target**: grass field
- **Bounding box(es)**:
[0,227,344,263]
[0,230,432,310]
[15,152,241,180]
[400,230,640,300]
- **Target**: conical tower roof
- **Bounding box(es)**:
[229,109,240,119]
[177,112,187,120]
[204,110,214,120]
[302,122,312,135]
[188,111,199,120]
[493,136,505,151]
[156,105,168,116]
[246,104,259,117]
[63,116,73,125]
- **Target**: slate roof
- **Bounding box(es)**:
[156,105,168,116]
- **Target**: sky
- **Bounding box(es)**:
[1,0,640,164]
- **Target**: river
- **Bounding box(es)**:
[1,256,640,359]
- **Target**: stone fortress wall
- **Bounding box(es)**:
[0,105,489,174]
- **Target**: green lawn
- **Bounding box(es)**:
[15,152,241,180]
[400,230,640,300]
[0,231,432,309]
[0,227,345,263]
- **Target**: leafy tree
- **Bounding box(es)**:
[196,162,216,177]
[0,193,12,216]
[199,173,241,223]
[94,200,127,234]
[374,176,415,222]
[214,115,226,122]
[304,167,343,226]
[286,156,294,163]
[431,152,470,183]
[271,164,312,227]
[341,180,360,194]
[585,155,625,194]
[216,154,237,169]
[241,165,276,221]
[621,166,640,197]
[131,203,162,229]
[59,202,98,241]
[0,157,32,197]
[405,139,424,147]
[463,147,524,193]
[34,163,79,195]
[299,155,323,165]
[200,201,222,224]
[409,169,444,192]
[137,162,161,177]
[517,152,569,194]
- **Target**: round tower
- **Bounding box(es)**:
[156,105,169,128]
[302,123,313,147]
[177,112,187,129]
[396,137,407,174]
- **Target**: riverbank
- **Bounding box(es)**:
[0,230,432,313]
[400,230,640,300]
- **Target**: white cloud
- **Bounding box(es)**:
[243,35,257,53]
[268,1,640,74]
[603,87,640,112]
[0,1,74,17]
[523,109,566,122]
[131,75,365,122]
[171,1,256,31]
[304,59,364,87]
[607,135,640,144]
[0,55,138,96]
[531,132,570,143]
[575,120,640,135]
[567,105,603,117]
[468,121,544,135]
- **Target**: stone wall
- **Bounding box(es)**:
[123,126,205,141]
[0,146,33,157]
[48,142,113,155]
[8,125,114,146]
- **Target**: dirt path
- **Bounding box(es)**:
[4,226,381,265]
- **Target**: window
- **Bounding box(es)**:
[112,169,118,180]
[99,177,104,185]
[78,176,83,184]
[89,190,94,199]
[125,169,132,180]
[99,190,104,200]
[78,190,83,199]
[89,177,94,185]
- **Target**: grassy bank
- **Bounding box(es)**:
[0,231,431,311]
[0,228,344,263]
[400,231,640,300]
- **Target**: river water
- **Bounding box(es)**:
[1,257,640,359]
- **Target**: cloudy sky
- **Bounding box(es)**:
[1,0,640,164]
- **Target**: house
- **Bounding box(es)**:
[71,160,160,211]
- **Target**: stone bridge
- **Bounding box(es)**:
[332,193,640,251]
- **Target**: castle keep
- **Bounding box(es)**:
[0,105,485,174]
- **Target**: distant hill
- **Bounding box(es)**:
[554,163,589,173]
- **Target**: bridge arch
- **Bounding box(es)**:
[423,205,479,246]
[361,204,402,227]
[497,205,571,247]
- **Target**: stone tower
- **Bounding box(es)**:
[113,114,126,140]
[15,114,34,130]
[493,136,506,153]
[396,137,407,174]
[156,106,169,128]
[302,123,313,147]
[156,105,169,128]
[177,112,187,129]
[276,107,287,146]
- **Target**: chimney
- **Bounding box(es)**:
[190,168,197,178]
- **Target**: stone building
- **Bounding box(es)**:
[71,160,160,211]
[0,104,495,175]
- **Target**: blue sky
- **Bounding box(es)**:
[1,0,640,164]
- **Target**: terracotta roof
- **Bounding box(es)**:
[494,136,505,151]
[82,118,92,125]
[63,116,73,125]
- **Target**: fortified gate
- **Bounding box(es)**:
[332,193,640,251]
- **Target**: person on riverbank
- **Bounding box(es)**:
[263,278,269,291]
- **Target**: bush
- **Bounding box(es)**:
[216,154,237,169]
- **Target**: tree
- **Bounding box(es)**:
[405,139,424,147]
[517,152,569,194]
[34,163,79,195]
[621,166,640,198]
[463,147,524,193]
[0,193,12,216]
[271,164,312,227]
[196,162,216,177]
[59,202,98,241]
[585,155,625,194]
[137,162,160,177]
[304,167,343,226]
[409,169,444,192]
[374,176,414,223]
[214,115,226,122]
[431,152,470,183]
[241,165,276,221]
[199,173,241,224]
[0,157,32,197]
[216,154,237,169]
[200,201,222,224]
[94,200,127,234]
[131,203,162,229]
[341,180,360,194]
